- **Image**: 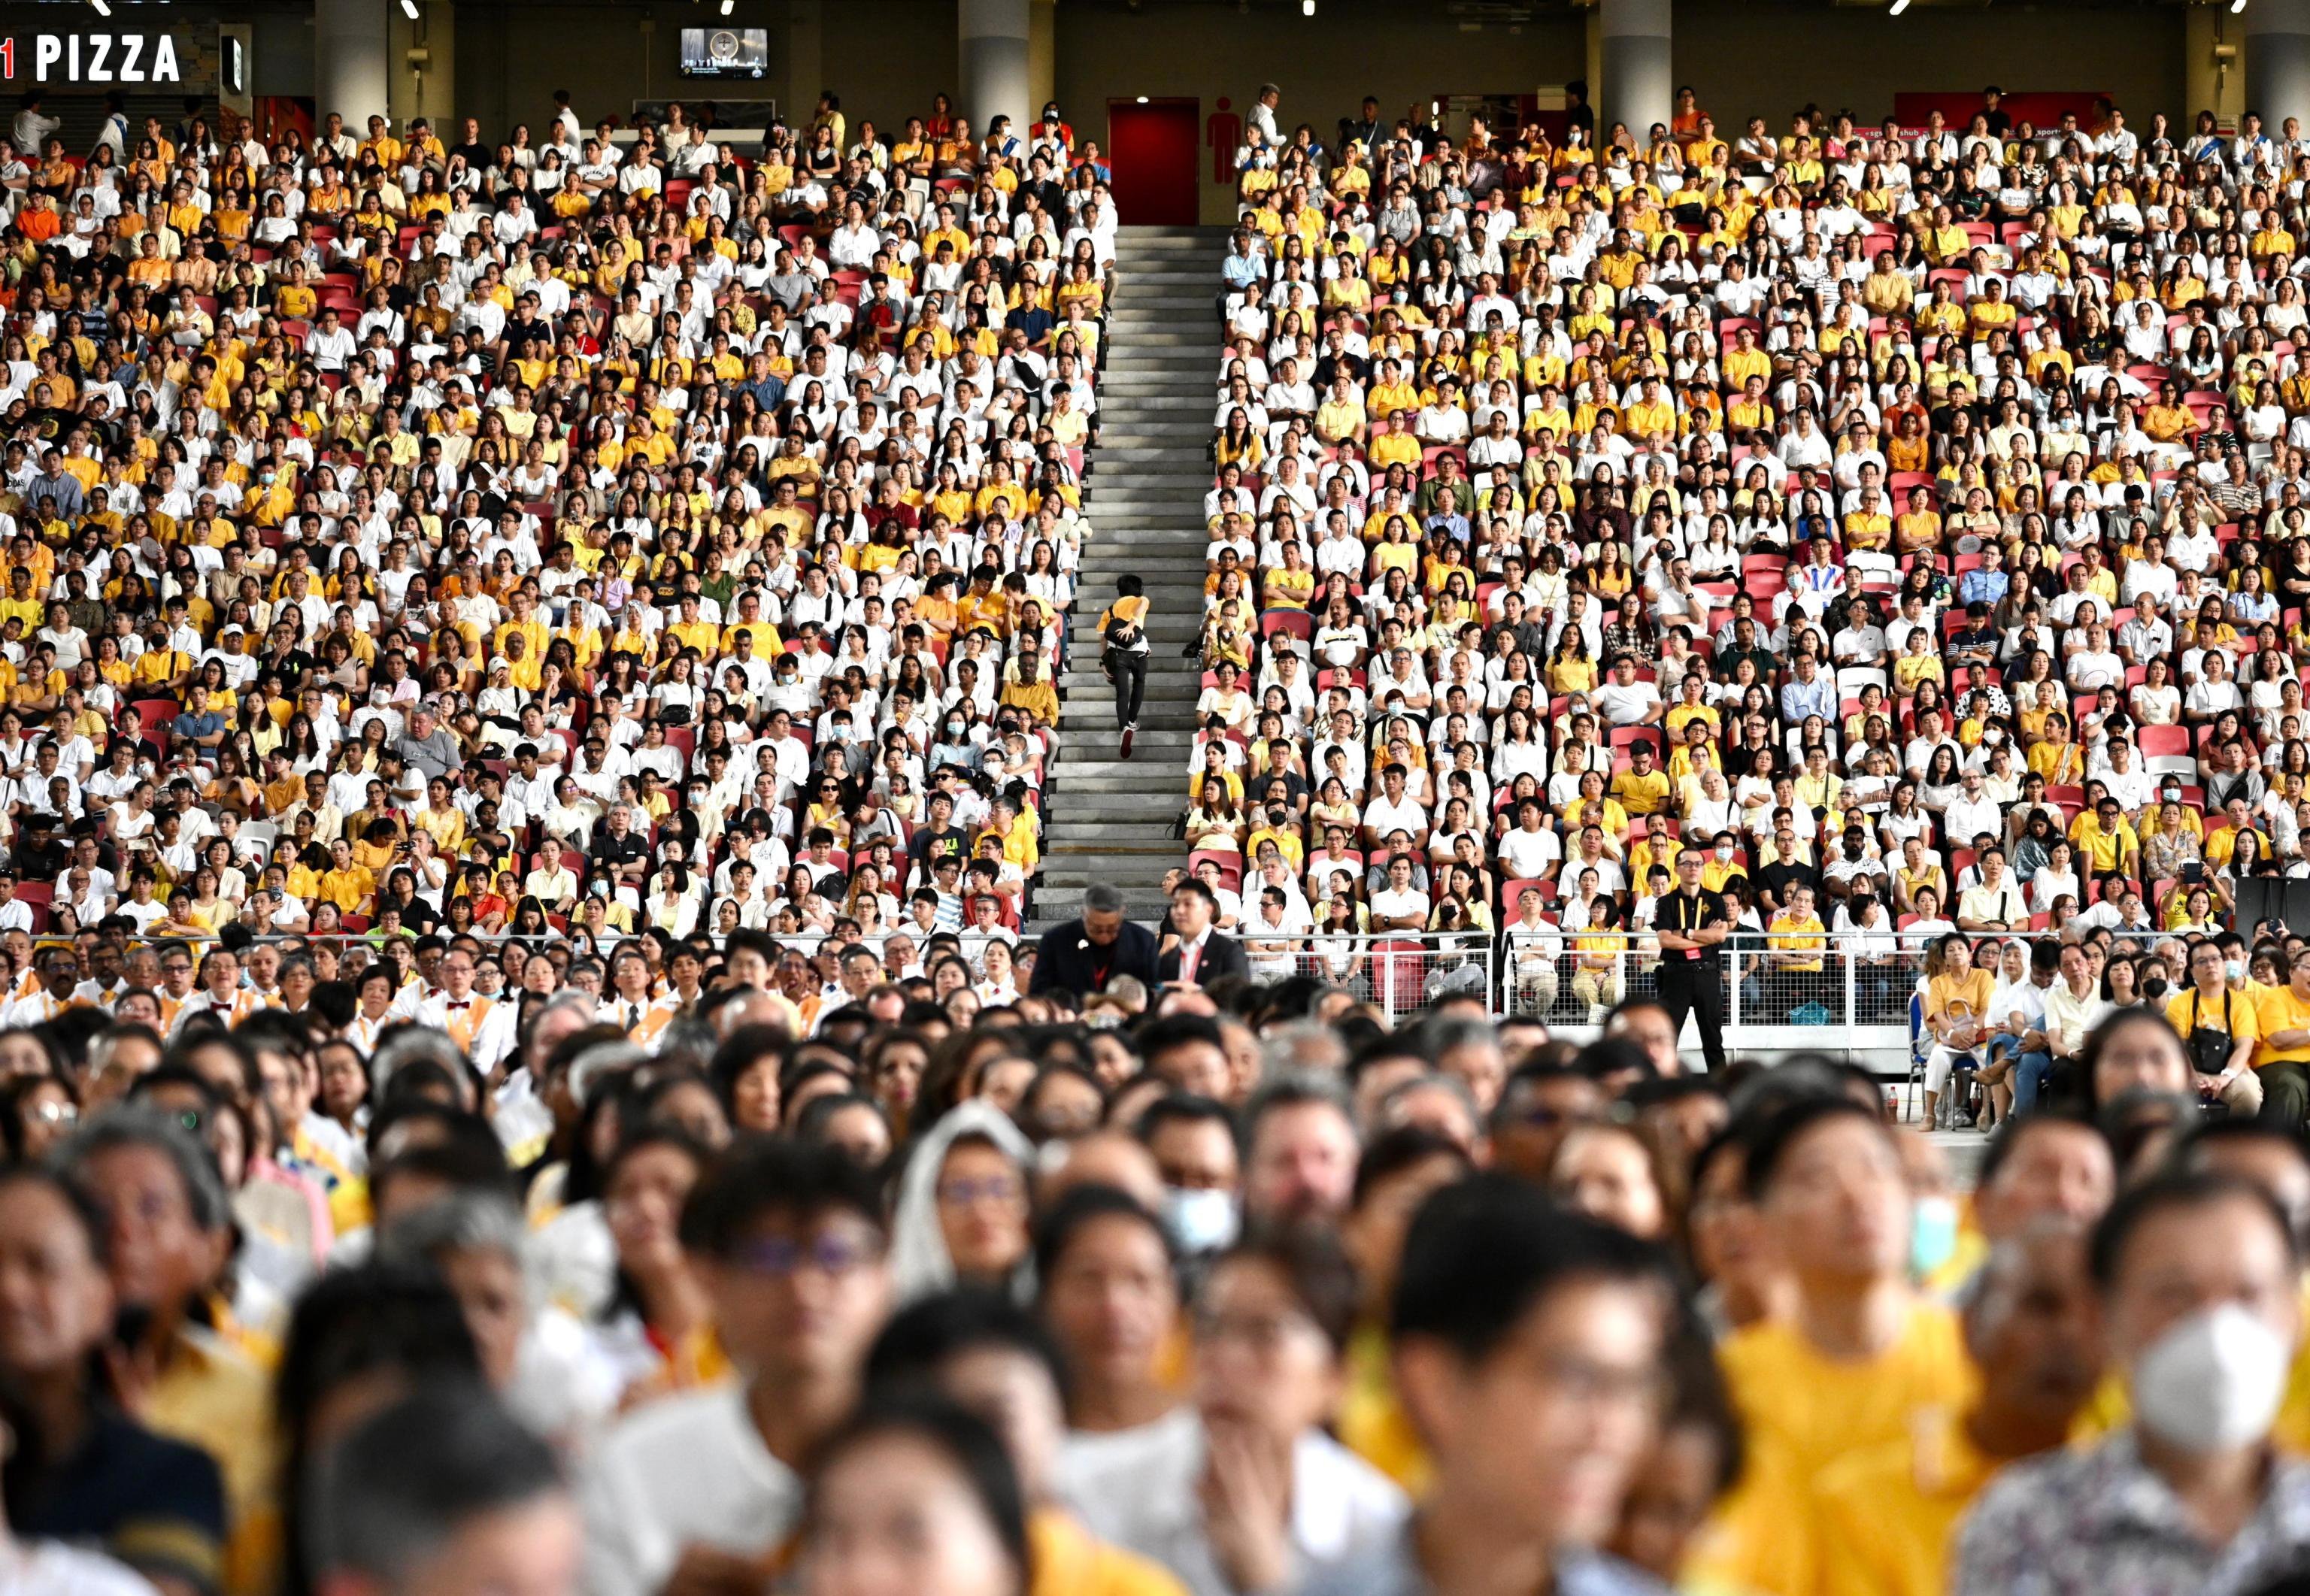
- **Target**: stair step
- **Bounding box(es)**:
[1043,838,1190,859]
[1056,728,1192,752]
[1078,551,1206,567]
[1056,758,1202,780]
[1077,559,1205,575]
[1039,253,1228,910]
[1060,719,1199,738]
[1044,794,1192,817]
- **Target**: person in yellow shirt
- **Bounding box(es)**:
[318,837,377,916]
[998,651,1060,728]
[1811,1222,2100,1596]
[1367,410,1421,470]
[64,1111,280,1594]
[1608,740,1673,818]
[2165,938,2265,1114]
[2070,796,2139,883]
[955,568,1010,638]
[1691,1098,1974,1596]
[2255,952,2310,1131]
[1751,884,1830,1022]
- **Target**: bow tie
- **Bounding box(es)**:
[446,1000,472,1010]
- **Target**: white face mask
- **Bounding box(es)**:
[1162,1186,1239,1255]
[2131,1303,2290,1452]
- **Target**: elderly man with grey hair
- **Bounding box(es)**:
[392,703,463,784]
[379,1191,623,1446]
[56,1107,272,1541]
[1028,881,1160,999]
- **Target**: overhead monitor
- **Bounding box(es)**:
[679,27,767,79]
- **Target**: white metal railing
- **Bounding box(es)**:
[1230,928,2100,1070]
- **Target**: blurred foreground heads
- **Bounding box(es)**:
[308,1384,577,1596]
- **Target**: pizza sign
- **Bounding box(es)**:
[0,32,183,84]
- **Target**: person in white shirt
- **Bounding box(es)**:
[1942,770,2006,856]
[1591,656,1663,728]
[1501,888,1563,1015]
[580,1143,893,1596]
[10,99,59,162]
[1498,801,1563,882]
[0,874,32,934]
[1060,1229,1408,1596]
[2029,940,2114,1110]
[305,306,358,373]
[415,948,518,1077]
[1957,847,2028,931]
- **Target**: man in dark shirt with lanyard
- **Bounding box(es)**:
[1655,846,1731,1073]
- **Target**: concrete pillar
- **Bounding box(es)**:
[317,0,393,131]
[2251,0,2310,132]
[389,0,456,131]
[959,0,1030,144]
[2190,4,2247,133]
[1597,0,1672,147]
[784,0,822,135]
[1028,0,1056,126]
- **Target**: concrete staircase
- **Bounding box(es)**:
[1035,223,1232,931]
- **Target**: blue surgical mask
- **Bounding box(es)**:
[1911,1195,1960,1281]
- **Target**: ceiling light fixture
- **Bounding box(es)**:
[1887,0,1908,14]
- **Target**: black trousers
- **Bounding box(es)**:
[1111,651,1146,728]
[1657,957,1728,1074]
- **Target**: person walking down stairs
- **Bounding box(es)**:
[1100,575,1150,759]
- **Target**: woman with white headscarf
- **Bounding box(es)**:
[889,1098,1038,1302]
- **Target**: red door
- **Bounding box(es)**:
[1106,98,1199,226]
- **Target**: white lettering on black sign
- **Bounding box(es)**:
[8,33,182,84]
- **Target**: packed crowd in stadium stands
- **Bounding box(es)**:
[1194,83,2310,1128]
[2,69,2310,1596]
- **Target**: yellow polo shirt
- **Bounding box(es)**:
[1811,1406,1999,1596]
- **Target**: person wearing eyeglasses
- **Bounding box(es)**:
[578,1141,892,1596]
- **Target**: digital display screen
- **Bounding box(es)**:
[679,27,768,79]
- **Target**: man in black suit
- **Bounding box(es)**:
[1157,878,1249,990]
[1028,883,1160,999]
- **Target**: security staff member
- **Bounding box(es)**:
[1655,845,1731,1072]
